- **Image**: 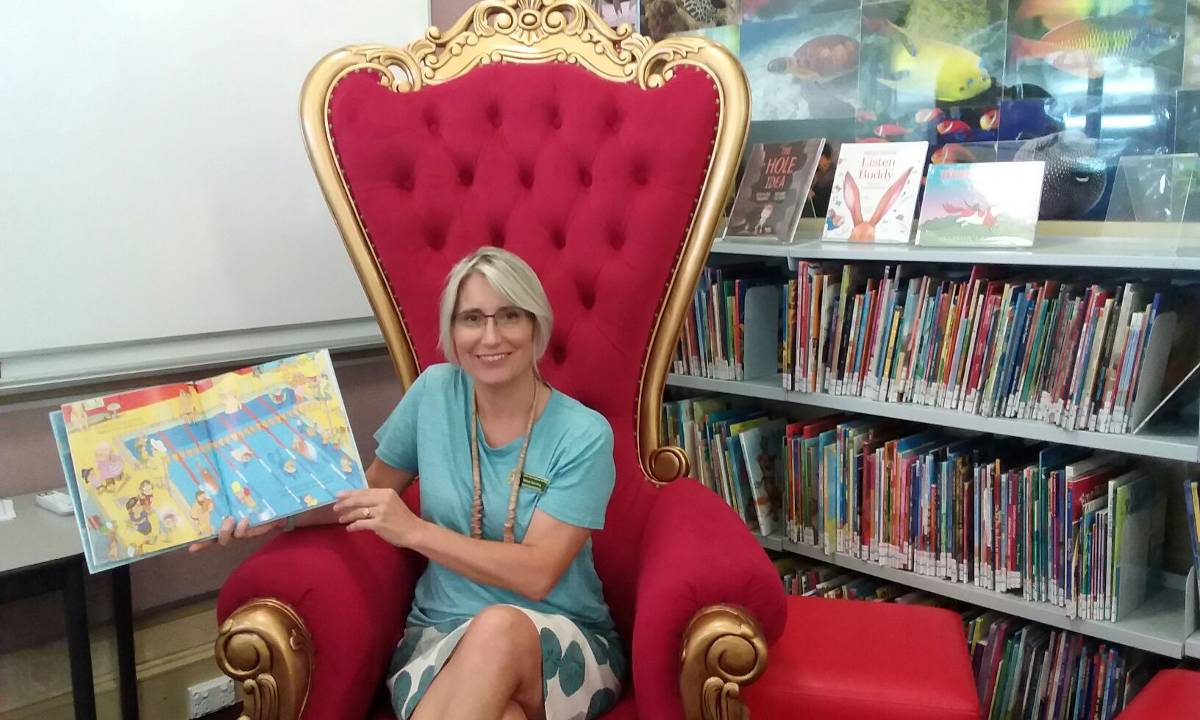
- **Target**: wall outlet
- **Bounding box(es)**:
[187,675,237,719]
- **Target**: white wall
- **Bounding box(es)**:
[0,1,430,390]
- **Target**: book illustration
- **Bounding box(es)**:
[740,9,861,121]
[823,141,928,243]
[726,139,826,243]
[639,0,737,40]
[915,161,1045,247]
[51,349,366,573]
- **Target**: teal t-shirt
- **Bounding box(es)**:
[373,363,618,636]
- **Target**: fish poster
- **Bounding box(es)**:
[1007,0,1187,96]
[673,23,741,55]
[915,161,1046,246]
[858,0,1008,117]
[740,7,862,120]
[740,0,860,24]
[640,0,738,39]
[725,138,826,242]
[823,140,929,242]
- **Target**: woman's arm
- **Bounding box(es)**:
[408,510,589,601]
[333,487,588,602]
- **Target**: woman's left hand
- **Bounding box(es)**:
[333,488,424,548]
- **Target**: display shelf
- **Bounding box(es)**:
[753,531,1190,658]
[666,374,1200,463]
[716,230,1200,272]
[1187,632,1200,660]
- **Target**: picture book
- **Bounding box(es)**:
[725,139,826,243]
[1187,480,1200,593]
[822,141,928,244]
[916,161,1046,248]
[49,349,367,573]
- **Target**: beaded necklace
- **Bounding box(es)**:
[468,379,540,542]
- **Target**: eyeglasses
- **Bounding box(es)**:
[453,306,530,332]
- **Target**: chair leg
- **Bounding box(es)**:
[215,598,313,720]
[679,605,769,720]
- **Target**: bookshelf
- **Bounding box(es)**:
[674,235,1200,661]
[752,530,1194,659]
[668,374,1200,463]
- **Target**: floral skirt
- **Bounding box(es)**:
[387,605,625,720]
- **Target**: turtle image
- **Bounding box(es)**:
[681,0,727,24]
[767,34,860,83]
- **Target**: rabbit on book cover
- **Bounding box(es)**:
[843,167,913,242]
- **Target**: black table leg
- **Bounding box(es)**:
[112,565,140,720]
[63,557,97,720]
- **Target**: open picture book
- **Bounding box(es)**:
[49,349,367,573]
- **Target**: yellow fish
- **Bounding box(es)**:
[872,19,992,103]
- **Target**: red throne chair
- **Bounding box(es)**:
[214,2,785,718]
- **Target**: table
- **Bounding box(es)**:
[0,492,140,720]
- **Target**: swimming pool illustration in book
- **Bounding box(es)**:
[49,349,366,573]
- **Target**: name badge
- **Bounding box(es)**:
[519,473,549,493]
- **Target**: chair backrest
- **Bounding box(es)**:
[301,0,748,634]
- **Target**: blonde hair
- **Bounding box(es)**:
[438,247,553,364]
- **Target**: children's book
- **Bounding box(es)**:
[725,139,826,243]
[822,141,928,244]
[915,162,1046,248]
[49,349,367,573]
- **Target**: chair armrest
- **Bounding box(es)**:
[216,524,425,720]
[630,478,786,719]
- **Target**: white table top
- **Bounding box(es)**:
[0,492,84,575]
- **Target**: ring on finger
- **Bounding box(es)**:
[363,507,371,519]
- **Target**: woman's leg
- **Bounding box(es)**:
[500,702,528,720]
[411,605,544,720]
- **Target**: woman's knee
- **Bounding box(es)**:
[500,701,528,720]
[461,605,540,660]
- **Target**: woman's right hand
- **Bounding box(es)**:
[188,516,284,552]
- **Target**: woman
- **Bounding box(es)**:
[202,247,624,720]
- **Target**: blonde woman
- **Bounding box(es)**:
[204,247,624,720]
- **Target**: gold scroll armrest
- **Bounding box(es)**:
[216,598,313,720]
[680,605,769,720]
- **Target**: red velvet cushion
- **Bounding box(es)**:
[1117,669,1200,719]
[217,487,425,720]
[744,596,980,720]
[327,59,724,642]
[633,479,787,718]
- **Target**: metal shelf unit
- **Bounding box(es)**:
[683,237,1200,659]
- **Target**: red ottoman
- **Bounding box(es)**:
[1117,669,1200,718]
[744,596,979,720]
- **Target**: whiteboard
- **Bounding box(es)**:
[0,1,429,391]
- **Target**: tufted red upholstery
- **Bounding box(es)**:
[219,36,787,720]
[328,59,724,638]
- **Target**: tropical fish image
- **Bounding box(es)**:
[1014,131,1108,220]
[931,143,977,164]
[875,122,911,138]
[979,108,999,130]
[869,19,992,103]
[766,34,859,83]
[1014,0,1143,30]
[936,119,971,135]
[1010,17,1182,79]
[914,107,944,124]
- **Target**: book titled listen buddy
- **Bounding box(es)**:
[822,141,928,244]
[916,161,1046,248]
[48,349,367,573]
